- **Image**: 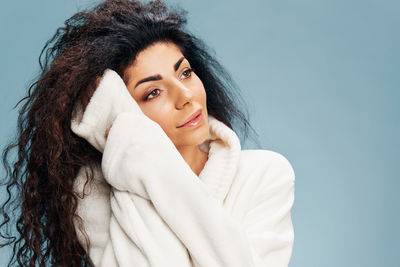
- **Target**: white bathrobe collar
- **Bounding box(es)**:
[198,115,241,203]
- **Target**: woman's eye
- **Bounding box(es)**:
[181,68,193,79]
[144,89,160,101]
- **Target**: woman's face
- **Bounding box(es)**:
[123,41,209,148]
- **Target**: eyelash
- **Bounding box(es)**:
[143,68,194,101]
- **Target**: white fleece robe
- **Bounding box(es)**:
[71,69,295,267]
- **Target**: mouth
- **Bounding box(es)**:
[177,109,203,128]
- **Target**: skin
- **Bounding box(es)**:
[121,41,210,176]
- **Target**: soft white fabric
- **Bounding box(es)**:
[71,69,295,267]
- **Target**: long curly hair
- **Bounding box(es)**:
[0,0,259,266]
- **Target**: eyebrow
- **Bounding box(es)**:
[134,56,185,89]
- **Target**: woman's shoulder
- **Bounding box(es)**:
[236,149,295,186]
[239,149,294,170]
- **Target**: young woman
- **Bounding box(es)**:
[0,0,295,266]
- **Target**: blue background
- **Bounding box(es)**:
[1,0,399,266]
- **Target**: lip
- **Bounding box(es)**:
[177,109,203,128]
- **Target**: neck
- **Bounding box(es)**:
[176,144,208,176]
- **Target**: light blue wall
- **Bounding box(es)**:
[1,1,398,266]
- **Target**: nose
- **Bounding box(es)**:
[173,80,193,110]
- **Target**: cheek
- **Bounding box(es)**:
[200,86,207,103]
[140,104,169,126]
[193,77,207,103]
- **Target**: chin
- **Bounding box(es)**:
[174,122,210,147]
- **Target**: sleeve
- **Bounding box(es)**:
[73,165,192,267]
[71,69,295,267]
[242,152,295,266]
[72,163,118,267]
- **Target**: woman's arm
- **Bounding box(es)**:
[104,111,295,267]
[240,150,295,266]
[71,69,295,266]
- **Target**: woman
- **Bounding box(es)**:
[1,0,295,266]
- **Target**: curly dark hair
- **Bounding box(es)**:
[0,0,260,266]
